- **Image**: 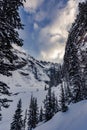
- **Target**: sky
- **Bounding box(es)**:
[19,0,84,63]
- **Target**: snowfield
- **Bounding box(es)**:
[34,100,87,130]
[0,44,61,130]
[0,69,60,130]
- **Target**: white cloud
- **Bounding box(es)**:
[23,0,86,63]
[24,0,44,12]
[34,23,39,30]
[38,0,83,63]
[41,44,65,63]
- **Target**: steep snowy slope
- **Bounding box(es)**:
[0,69,60,130]
[0,45,61,130]
[35,100,87,130]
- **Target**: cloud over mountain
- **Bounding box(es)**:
[22,0,85,63]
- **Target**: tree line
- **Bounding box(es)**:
[10,82,68,130]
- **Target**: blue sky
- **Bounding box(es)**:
[19,0,82,63]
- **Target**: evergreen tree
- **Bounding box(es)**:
[63,80,72,104]
[51,92,59,114]
[0,0,25,62]
[27,95,33,130]
[83,64,87,98]
[34,67,37,79]
[27,95,39,130]
[0,113,2,121]
[63,1,87,103]
[0,105,2,121]
[60,83,68,112]
[66,84,72,104]
[0,0,25,47]
[44,86,59,121]
[44,86,53,121]
[44,85,47,91]
[10,99,23,130]
[34,98,39,125]
[39,106,44,122]
[23,109,27,130]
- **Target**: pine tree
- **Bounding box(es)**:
[27,95,39,130]
[44,85,59,121]
[0,110,2,121]
[63,1,87,103]
[23,109,27,130]
[44,85,47,91]
[39,106,44,122]
[34,98,39,125]
[51,92,59,114]
[34,67,38,80]
[0,114,2,121]
[83,64,87,98]
[0,0,25,62]
[0,0,25,47]
[44,86,53,121]
[10,99,23,130]
[63,80,72,104]
[60,83,68,112]
[66,84,72,104]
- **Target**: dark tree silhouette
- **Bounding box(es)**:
[10,99,23,130]
[27,95,39,130]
